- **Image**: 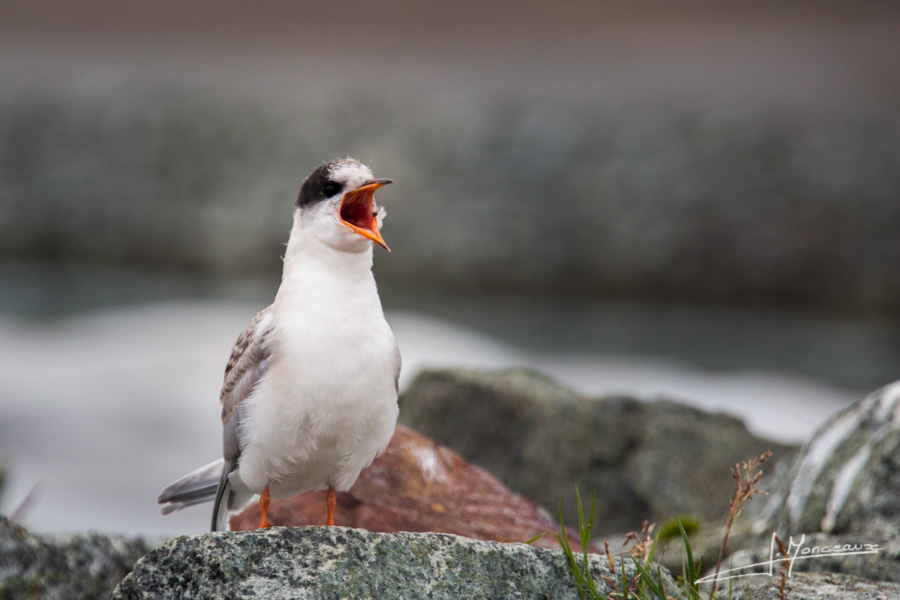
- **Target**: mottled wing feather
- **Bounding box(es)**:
[220,306,274,462]
[210,307,274,531]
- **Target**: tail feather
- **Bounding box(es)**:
[211,458,236,532]
[159,489,217,515]
[158,459,225,515]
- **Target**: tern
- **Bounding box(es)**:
[158,158,400,531]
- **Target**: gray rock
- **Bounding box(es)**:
[0,515,153,600]
[112,526,663,600]
[709,382,900,583]
[663,384,900,584]
[722,531,900,585]
[399,368,794,534]
[753,381,900,539]
[722,572,900,600]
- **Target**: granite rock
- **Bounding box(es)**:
[708,381,900,583]
[753,381,900,540]
[112,526,660,600]
[721,571,900,600]
[0,516,153,600]
[721,530,900,586]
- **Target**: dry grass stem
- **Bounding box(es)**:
[711,450,773,596]
[622,520,655,562]
[600,540,617,590]
[774,534,792,600]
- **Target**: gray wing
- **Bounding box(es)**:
[221,305,274,462]
[211,306,274,531]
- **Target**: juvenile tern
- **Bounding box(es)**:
[158,158,400,531]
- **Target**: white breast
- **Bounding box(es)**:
[233,239,400,498]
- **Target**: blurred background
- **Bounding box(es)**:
[1,1,899,536]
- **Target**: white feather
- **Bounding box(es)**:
[232,160,399,499]
[159,159,399,527]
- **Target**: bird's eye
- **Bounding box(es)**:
[322,182,342,197]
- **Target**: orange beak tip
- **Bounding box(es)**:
[371,231,391,252]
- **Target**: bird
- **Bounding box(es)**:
[158,158,401,531]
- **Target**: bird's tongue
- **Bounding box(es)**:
[340,187,390,251]
[340,190,375,231]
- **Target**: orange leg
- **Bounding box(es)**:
[326,486,336,526]
[259,485,272,528]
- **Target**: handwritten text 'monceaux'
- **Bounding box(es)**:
[695,533,881,584]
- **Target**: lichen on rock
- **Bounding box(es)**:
[0,516,153,600]
[112,526,655,600]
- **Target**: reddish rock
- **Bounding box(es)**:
[230,424,596,552]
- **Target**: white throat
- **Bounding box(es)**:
[276,212,378,307]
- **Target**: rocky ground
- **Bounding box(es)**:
[727,382,900,584]
[0,516,153,599]
[633,381,900,590]
[3,368,898,598]
[730,573,900,600]
[112,527,654,600]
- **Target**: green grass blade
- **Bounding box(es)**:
[644,526,661,567]
[675,515,701,600]
[526,532,550,545]
[621,558,631,600]
[633,559,668,600]
[557,493,601,600]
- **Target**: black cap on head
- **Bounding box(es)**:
[296,162,343,208]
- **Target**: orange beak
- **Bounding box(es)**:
[339,179,392,251]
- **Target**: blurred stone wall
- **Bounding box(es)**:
[2,2,899,314]
[3,77,898,313]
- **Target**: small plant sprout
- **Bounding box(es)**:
[557,451,776,600]
[556,487,606,600]
[557,489,671,600]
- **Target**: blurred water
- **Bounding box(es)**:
[0,263,889,536]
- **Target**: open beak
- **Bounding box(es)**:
[339,178,392,251]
